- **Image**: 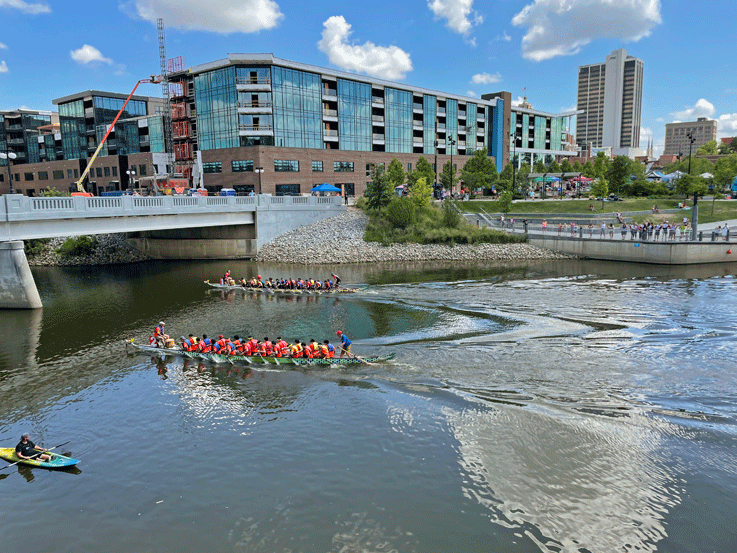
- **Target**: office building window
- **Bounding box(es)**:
[385,87,413,153]
[112,167,118,177]
[67,169,73,179]
[53,170,64,180]
[337,183,355,196]
[104,166,111,177]
[274,159,299,172]
[24,173,34,181]
[38,171,49,181]
[203,162,223,174]
[337,78,372,151]
[74,168,79,178]
[139,165,147,176]
[232,160,254,172]
[334,161,354,172]
[96,167,103,178]
[272,66,322,149]
[407,163,412,171]
[312,161,323,172]
[275,184,300,196]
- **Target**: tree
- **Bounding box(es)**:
[573,161,583,172]
[517,163,531,187]
[460,148,498,191]
[561,159,574,173]
[676,174,707,198]
[590,177,608,208]
[593,151,609,178]
[696,140,718,155]
[440,160,459,190]
[365,164,393,211]
[714,154,737,191]
[41,186,69,197]
[499,162,514,185]
[407,156,435,188]
[409,176,432,209]
[582,160,596,178]
[497,189,513,213]
[387,158,406,189]
[547,160,561,174]
[606,155,630,196]
[533,160,546,173]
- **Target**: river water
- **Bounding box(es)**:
[1,259,737,552]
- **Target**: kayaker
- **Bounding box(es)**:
[15,433,52,462]
[336,330,352,357]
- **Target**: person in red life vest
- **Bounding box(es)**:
[154,321,168,347]
[185,334,199,351]
[323,340,335,358]
[212,335,227,354]
[289,339,302,358]
[248,336,259,354]
[198,334,213,353]
[260,337,273,356]
[180,335,194,351]
[331,273,341,289]
[230,335,242,354]
[309,339,321,358]
[274,337,288,357]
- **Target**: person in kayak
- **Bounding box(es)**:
[15,433,52,462]
[336,330,352,357]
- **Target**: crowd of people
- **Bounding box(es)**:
[149,322,354,360]
[539,219,715,241]
[218,271,341,291]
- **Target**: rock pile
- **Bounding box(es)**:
[256,208,573,264]
[27,234,148,266]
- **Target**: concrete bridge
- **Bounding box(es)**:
[0,193,345,309]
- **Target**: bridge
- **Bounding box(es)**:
[0,193,345,309]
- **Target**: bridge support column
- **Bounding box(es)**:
[0,241,42,309]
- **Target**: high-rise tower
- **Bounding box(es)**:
[576,49,644,152]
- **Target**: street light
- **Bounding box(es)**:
[255,167,264,194]
[510,132,517,199]
[434,120,439,198]
[686,132,696,175]
[686,132,698,240]
[126,168,136,191]
[448,133,456,193]
[0,149,17,194]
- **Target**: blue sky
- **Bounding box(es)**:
[1,0,736,156]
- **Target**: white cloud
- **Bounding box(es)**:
[717,113,737,135]
[428,0,483,36]
[70,44,113,65]
[130,0,283,34]
[0,61,8,73]
[494,31,511,42]
[318,16,413,80]
[512,0,662,61]
[671,98,715,121]
[0,0,51,15]
[466,90,478,98]
[471,72,502,85]
[511,96,525,107]
[0,42,7,49]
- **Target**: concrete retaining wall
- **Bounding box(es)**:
[529,235,736,264]
[0,241,42,309]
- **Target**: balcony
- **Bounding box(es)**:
[238,102,272,113]
[7,137,25,145]
[6,124,22,131]
[371,115,385,125]
[238,124,273,136]
[322,89,337,100]
[323,129,338,137]
[236,77,271,91]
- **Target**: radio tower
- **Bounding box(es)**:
[157,18,174,176]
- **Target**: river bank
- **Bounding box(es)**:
[255,208,573,263]
[26,208,572,266]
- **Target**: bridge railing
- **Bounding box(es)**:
[1,194,342,222]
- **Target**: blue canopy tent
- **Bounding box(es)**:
[312,183,342,192]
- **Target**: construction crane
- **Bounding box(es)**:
[73,76,162,195]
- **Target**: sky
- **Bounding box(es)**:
[1,0,736,157]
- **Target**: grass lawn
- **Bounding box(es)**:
[457,198,737,224]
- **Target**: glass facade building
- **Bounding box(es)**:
[384,87,413,154]
[337,79,372,152]
[271,66,322,149]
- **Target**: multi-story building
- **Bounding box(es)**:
[663,117,718,156]
[1,56,578,197]
[576,49,644,154]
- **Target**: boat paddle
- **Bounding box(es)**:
[337,346,375,366]
[2,441,71,470]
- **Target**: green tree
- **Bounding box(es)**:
[561,159,574,173]
[440,160,459,190]
[590,177,608,207]
[497,189,513,213]
[365,164,393,211]
[676,174,708,198]
[41,186,69,197]
[407,156,435,188]
[460,148,498,191]
[714,153,737,191]
[386,197,415,228]
[606,155,630,196]
[696,140,718,155]
[582,160,596,178]
[517,162,530,191]
[533,160,546,173]
[409,176,432,208]
[499,162,514,185]
[387,158,406,189]
[593,151,609,178]
[573,161,583,172]
[547,160,562,174]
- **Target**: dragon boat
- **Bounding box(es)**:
[126,339,394,366]
[203,280,365,294]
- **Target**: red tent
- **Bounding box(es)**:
[569,176,592,183]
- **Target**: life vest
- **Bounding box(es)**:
[261,341,273,356]
[249,338,259,351]
[231,339,242,353]
[326,344,335,358]
[154,325,164,337]
[216,338,227,352]
[310,342,320,357]
[200,338,212,353]
[320,344,329,358]
[276,340,288,357]
[290,343,302,358]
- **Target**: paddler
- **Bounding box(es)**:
[331,273,341,289]
[154,321,168,347]
[289,339,303,358]
[15,433,52,463]
[336,330,352,358]
[323,339,335,358]
[308,339,321,358]
[274,337,288,357]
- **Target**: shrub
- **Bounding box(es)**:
[386,197,416,229]
[355,195,367,210]
[25,238,51,256]
[57,235,98,257]
[442,200,461,228]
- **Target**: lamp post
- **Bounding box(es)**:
[0,148,17,194]
[510,132,516,199]
[126,168,136,191]
[434,120,439,199]
[448,133,456,194]
[255,167,264,195]
[686,132,698,239]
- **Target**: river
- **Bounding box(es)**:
[1,259,736,552]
